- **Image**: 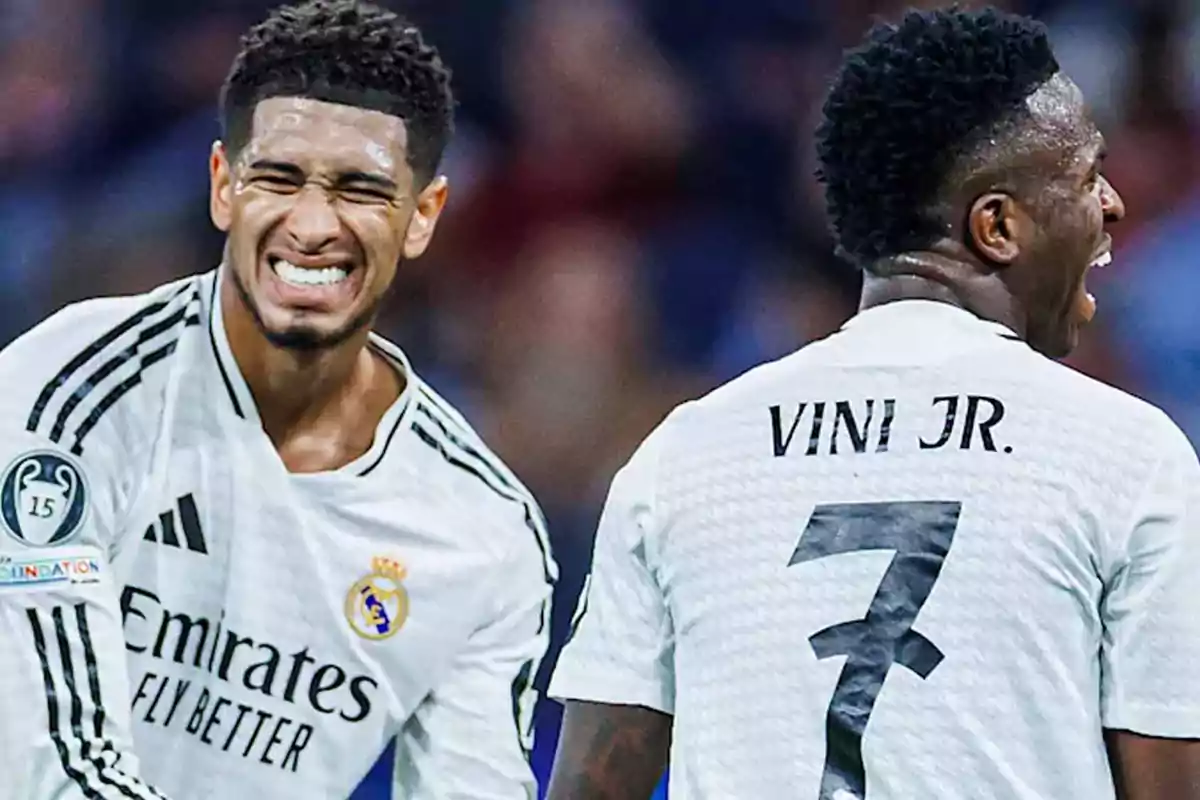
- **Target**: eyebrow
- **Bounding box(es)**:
[335,171,399,192]
[247,159,305,177]
[246,160,398,192]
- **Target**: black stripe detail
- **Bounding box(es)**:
[27,284,192,435]
[509,659,535,761]
[563,576,590,647]
[68,316,200,456]
[74,604,161,799]
[411,422,511,502]
[157,510,179,547]
[357,409,407,477]
[28,606,160,799]
[415,400,518,495]
[52,608,145,800]
[49,305,194,443]
[412,408,554,585]
[52,605,89,762]
[142,495,208,554]
[177,493,208,554]
[27,607,103,799]
[411,416,555,769]
[410,418,556,586]
[415,394,553,533]
[207,275,245,419]
[74,604,107,743]
[523,505,554,589]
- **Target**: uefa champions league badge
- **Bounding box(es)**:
[345,556,409,640]
[0,451,89,547]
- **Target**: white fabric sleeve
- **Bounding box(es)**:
[1100,418,1200,737]
[548,427,675,714]
[392,503,554,799]
[0,428,168,799]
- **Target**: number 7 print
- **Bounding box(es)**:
[789,501,962,800]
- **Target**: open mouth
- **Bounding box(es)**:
[1077,249,1113,322]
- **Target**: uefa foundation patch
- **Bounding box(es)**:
[0,546,104,591]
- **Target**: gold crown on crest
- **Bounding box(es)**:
[371,556,407,582]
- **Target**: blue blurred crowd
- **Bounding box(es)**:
[4,0,1200,795]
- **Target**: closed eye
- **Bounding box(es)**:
[340,186,394,203]
[252,175,301,192]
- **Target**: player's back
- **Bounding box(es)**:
[562,300,1198,799]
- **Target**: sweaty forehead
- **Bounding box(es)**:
[243,97,411,178]
[1016,73,1101,164]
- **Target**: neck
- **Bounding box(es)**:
[858,250,1025,338]
[219,272,378,442]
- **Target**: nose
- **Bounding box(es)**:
[285,185,341,252]
[1099,175,1125,222]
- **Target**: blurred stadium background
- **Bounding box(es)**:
[5,0,1200,796]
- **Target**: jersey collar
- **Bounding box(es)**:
[203,268,417,476]
[206,269,258,423]
[839,299,1023,341]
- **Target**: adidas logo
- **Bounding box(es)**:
[143,493,207,554]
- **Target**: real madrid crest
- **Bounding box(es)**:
[345,556,409,640]
[1,450,89,547]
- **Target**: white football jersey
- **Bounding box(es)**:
[550,300,1200,800]
[0,269,555,800]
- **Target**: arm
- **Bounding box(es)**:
[546,700,671,800]
[546,427,676,799]
[392,505,555,799]
[0,435,167,799]
[1100,421,1200,799]
[1106,731,1200,800]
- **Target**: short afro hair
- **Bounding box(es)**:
[814,6,1059,270]
[220,0,454,185]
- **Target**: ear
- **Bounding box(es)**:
[403,175,450,260]
[966,192,1023,265]
[210,141,234,233]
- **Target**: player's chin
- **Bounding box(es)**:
[259,314,361,351]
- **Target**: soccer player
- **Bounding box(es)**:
[0,1,554,798]
[547,7,1200,800]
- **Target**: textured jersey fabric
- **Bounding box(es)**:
[0,268,555,799]
[550,300,1200,800]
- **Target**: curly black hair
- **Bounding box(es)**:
[220,0,454,185]
[814,7,1059,270]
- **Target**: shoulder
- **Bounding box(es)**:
[407,378,556,583]
[690,347,810,415]
[0,275,205,463]
[1018,355,1188,454]
[625,348,805,464]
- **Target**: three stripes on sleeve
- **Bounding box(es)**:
[26,603,166,799]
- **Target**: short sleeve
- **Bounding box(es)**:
[548,427,675,714]
[1100,420,1200,737]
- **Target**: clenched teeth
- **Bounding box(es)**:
[273,259,349,286]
